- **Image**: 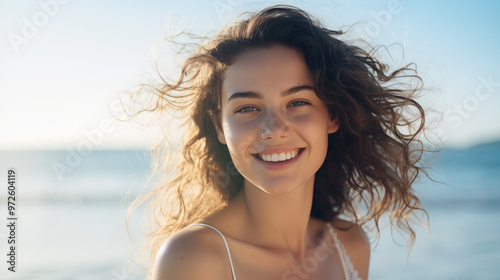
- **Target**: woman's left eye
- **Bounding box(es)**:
[236,106,258,113]
[289,100,310,107]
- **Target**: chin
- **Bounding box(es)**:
[248,179,306,196]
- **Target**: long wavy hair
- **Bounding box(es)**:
[127,5,431,278]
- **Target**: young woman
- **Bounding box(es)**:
[128,5,429,280]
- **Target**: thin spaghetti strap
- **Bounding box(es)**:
[186,223,237,280]
[326,222,362,280]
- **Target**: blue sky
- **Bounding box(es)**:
[1,0,499,150]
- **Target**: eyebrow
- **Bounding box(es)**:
[227,85,315,101]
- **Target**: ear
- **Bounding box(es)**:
[327,116,339,134]
[210,114,227,145]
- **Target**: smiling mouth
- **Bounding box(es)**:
[253,148,305,162]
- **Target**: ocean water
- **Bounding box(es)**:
[0,145,499,280]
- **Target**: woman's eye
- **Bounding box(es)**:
[236,106,258,113]
[289,100,310,107]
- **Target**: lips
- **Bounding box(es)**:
[253,148,304,163]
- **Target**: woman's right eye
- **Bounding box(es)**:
[235,106,258,113]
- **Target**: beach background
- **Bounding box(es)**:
[1,0,499,279]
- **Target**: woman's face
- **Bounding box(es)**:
[216,44,338,194]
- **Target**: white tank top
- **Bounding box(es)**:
[186,222,362,280]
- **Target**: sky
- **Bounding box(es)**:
[1,0,499,150]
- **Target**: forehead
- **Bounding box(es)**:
[222,45,313,98]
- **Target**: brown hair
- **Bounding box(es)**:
[127,5,431,278]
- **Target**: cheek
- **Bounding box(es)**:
[300,111,331,149]
[221,120,258,175]
[222,118,257,154]
[296,110,331,134]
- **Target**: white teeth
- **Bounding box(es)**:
[272,154,279,161]
[279,153,286,161]
[257,149,300,162]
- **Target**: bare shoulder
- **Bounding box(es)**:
[152,225,232,280]
[331,218,370,246]
[331,218,370,280]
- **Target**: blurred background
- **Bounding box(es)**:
[1,0,499,279]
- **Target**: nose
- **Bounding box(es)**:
[260,109,290,140]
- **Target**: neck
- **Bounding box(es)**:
[237,177,316,259]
